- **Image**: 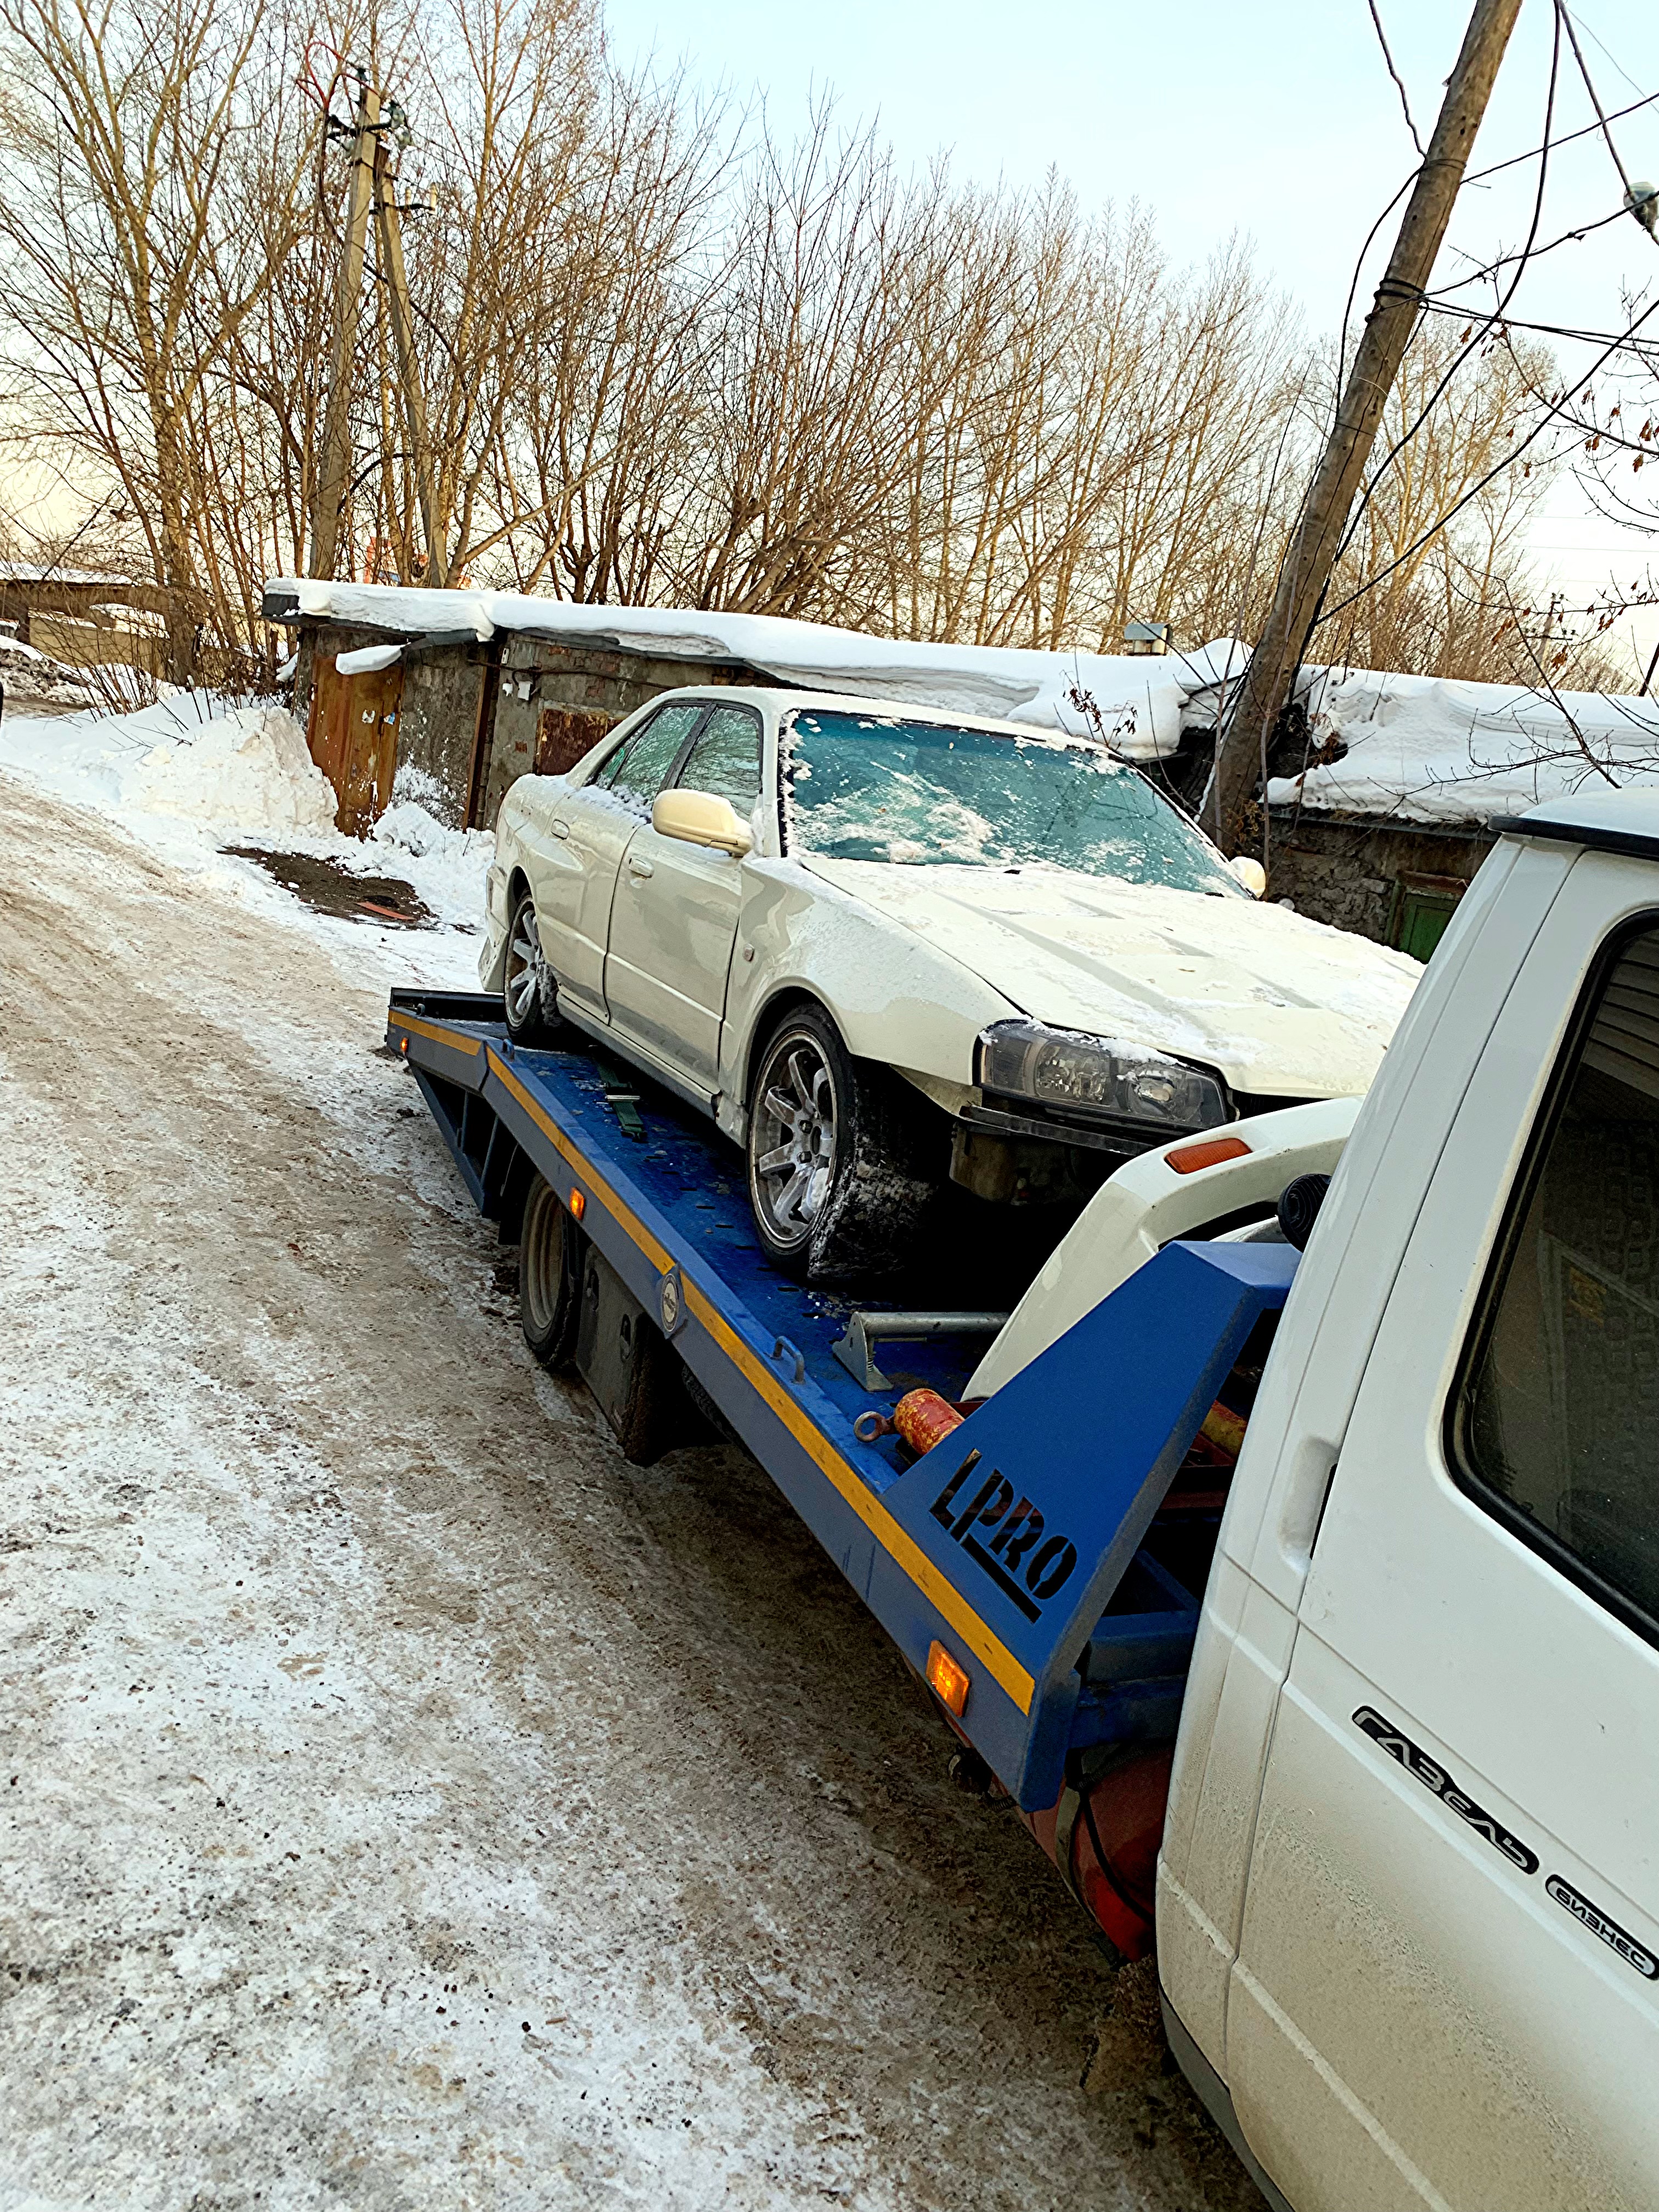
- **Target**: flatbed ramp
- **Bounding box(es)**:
[388,990,1296,1814]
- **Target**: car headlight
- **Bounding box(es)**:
[977,1019,1229,1137]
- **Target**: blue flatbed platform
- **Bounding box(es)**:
[388,990,1297,1813]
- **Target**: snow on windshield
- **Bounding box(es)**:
[783,708,1239,895]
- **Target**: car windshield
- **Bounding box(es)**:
[782,708,1240,895]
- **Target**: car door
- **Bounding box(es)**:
[531,699,707,1022]
[1226,851,1659,2212]
[604,703,764,1094]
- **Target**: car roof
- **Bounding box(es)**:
[646,683,1091,745]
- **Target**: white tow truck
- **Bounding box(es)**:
[390,788,1659,2210]
[1152,789,1659,2211]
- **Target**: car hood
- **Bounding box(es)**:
[797,857,1421,1096]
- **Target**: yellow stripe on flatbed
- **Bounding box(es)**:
[684,1282,1036,1712]
[392,1012,484,1056]
[398,1017,1035,1714]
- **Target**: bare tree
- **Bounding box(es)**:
[0,0,327,678]
[0,2,1592,707]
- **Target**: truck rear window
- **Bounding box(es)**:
[1457,924,1659,1637]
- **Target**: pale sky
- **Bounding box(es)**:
[606,0,1659,672]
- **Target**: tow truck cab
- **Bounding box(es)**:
[387,786,1659,2212]
[1161,792,1659,2212]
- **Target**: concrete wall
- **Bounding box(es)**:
[291,619,490,829]
[289,618,774,831]
[283,612,1505,934]
[480,635,767,826]
[397,647,490,826]
[1266,807,1495,943]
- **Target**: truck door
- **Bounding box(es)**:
[1229,849,1659,2212]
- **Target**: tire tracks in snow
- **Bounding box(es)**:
[0,771,1261,2211]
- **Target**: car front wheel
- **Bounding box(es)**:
[503,887,561,1043]
[746,1005,939,1283]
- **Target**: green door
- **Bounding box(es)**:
[1391,884,1461,962]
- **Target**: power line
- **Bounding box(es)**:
[1413,293,1659,354]
[1331,10,1561,572]
[1556,0,1638,204]
[1368,1,1426,159]
[1464,87,1659,183]
[1318,289,1659,627]
[1426,201,1627,298]
[1571,7,1647,102]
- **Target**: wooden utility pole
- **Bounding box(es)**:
[374,141,449,589]
[308,73,381,580]
[1206,0,1522,854]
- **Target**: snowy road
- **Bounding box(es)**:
[0,771,1261,2211]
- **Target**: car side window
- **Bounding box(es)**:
[1455,921,1659,1639]
[674,704,763,813]
[592,702,705,808]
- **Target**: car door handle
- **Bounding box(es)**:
[627,854,654,879]
[549,819,571,839]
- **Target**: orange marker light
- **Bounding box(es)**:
[1165,1133,1250,1176]
[398,1036,409,1056]
[568,1188,586,1221]
[926,1639,970,1717]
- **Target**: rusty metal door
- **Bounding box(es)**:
[306,656,403,834]
[537,704,613,776]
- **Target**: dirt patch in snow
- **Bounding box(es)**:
[0,769,1262,2211]
[223,844,436,928]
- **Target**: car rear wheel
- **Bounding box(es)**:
[746,1005,940,1283]
[503,887,560,1043]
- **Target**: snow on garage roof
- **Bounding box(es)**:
[266,575,1245,761]
[1263,663,1659,827]
[266,578,1659,822]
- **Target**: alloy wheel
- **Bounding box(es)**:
[751,1032,839,1248]
[504,897,550,1031]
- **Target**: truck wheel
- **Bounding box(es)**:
[746,1005,939,1283]
[520,1174,579,1367]
[503,887,561,1044]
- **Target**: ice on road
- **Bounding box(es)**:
[0,770,1259,2210]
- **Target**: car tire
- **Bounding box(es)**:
[746,1005,940,1283]
[520,1173,580,1368]
[503,885,561,1043]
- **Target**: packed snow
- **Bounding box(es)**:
[0,561,131,585]
[127,702,337,832]
[0,692,491,989]
[0,775,1240,2209]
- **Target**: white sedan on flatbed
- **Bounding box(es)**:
[479,686,1419,1280]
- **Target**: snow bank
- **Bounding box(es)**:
[276,577,1242,761]
[369,797,494,923]
[1263,665,1659,826]
[128,704,336,832]
[0,637,94,708]
[0,693,486,988]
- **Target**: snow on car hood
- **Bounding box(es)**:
[797,857,1421,1097]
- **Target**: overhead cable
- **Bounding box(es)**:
[1368,1,1427,159]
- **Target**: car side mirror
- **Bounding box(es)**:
[1228,855,1267,898]
[652,787,753,856]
